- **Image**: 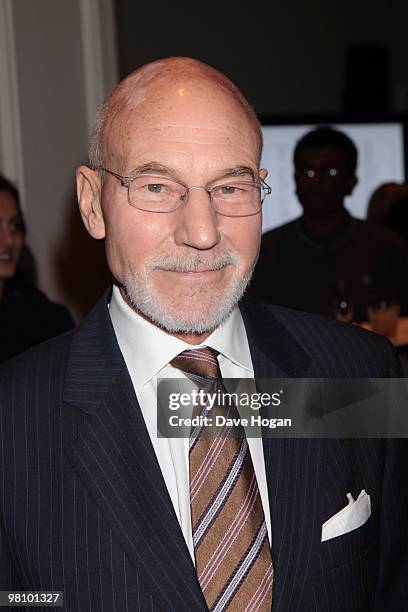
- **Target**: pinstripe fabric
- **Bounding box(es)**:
[0,300,207,612]
[241,300,408,611]
[0,292,406,611]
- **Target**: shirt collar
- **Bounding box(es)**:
[109,285,253,387]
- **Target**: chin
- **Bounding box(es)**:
[122,269,253,335]
[0,266,17,280]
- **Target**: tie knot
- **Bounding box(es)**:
[170,347,221,380]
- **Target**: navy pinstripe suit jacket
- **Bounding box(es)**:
[0,292,407,611]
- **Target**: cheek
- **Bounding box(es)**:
[14,234,24,257]
[223,217,261,269]
[296,180,312,194]
[103,207,174,274]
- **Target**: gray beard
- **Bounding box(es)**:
[121,251,254,335]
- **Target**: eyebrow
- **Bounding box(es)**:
[127,162,256,182]
[219,166,256,181]
[127,162,175,177]
[0,215,22,223]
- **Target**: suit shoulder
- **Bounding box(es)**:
[270,302,385,344]
[0,328,74,390]
[244,300,400,376]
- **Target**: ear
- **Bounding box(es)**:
[76,165,106,239]
[259,167,268,181]
[345,175,358,196]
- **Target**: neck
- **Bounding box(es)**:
[301,208,348,236]
[167,329,211,345]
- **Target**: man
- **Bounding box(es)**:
[0,58,406,611]
[250,128,408,321]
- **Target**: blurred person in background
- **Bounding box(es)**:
[367,182,408,242]
[0,174,74,362]
[367,182,408,225]
[382,195,408,242]
[250,127,408,321]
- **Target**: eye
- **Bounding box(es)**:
[328,168,339,177]
[220,185,236,194]
[10,220,23,233]
[147,183,164,193]
[305,169,316,178]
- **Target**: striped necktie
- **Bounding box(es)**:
[171,347,273,611]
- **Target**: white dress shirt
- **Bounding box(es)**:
[109,285,271,562]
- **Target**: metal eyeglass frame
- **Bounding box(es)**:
[97,166,271,216]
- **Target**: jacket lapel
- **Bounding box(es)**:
[64,294,207,610]
[240,301,324,611]
[63,293,323,610]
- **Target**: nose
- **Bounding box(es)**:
[173,187,221,250]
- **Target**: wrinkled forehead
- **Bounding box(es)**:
[102,77,261,171]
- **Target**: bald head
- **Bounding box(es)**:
[89,57,262,170]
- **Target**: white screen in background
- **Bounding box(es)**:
[261,123,405,233]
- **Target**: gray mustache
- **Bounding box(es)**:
[147,252,239,273]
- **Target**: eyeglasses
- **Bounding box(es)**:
[297,166,342,179]
[98,167,271,217]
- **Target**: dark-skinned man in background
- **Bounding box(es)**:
[250,127,408,321]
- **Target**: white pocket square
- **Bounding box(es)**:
[321,489,371,542]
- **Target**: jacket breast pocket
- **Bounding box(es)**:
[311,544,378,611]
[316,511,378,575]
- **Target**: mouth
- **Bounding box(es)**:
[0,252,14,262]
[160,268,226,277]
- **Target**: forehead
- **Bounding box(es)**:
[296,146,347,167]
[0,191,18,216]
[104,82,260,173]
